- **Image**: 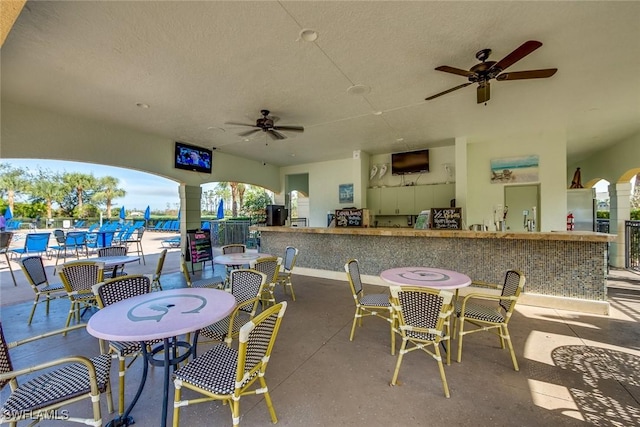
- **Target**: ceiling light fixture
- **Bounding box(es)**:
[136,103,149,109]
[347,84,371,96]
[299,29,318,42]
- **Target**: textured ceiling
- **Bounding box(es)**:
[2,1,639,167]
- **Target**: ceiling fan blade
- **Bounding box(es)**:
[477,82,490,104]
[238,128,261,137]
[225,121,255,127]
[274,125,304,132]
[435,66,475,78]
[496,68,558,81]
[268,130,287,140]
[491,40,543,73]
[425,82,472,100]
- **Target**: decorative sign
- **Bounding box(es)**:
[185,229,213,264]
[339,183,354,204]
[430,207,462,230]
[414,210,431,230]
[335,209,364,227]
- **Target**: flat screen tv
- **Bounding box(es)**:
[391,149,429,175]
[175,142,212,174]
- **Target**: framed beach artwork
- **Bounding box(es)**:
[490,155,539,184]
[339,183,354,204]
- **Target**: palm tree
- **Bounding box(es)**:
[0,163,29,213]
[30,169,64,221]
[63,172,96,217]
[92,176,126,218]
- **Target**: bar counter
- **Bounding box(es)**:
[258,226,616,314]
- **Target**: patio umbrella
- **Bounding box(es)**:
[217,199,224,219]
[119,206,126,221]
[144,205,150,227]
[4,206,12,220]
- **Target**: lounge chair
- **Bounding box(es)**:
[10,232,51,259]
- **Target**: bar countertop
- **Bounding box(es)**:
[256,226,616,242]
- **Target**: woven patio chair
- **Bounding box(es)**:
[146,248,167,291]
[389,286,454,398]
[252,256,281,308]
[19,256,69,325]
[0,322,113,425]
[181,258,224,289]
[276,246,298,301]
[92,275,156,415]
[97,246,128,278]
[199,269,267,346]
[455,269,526,371]
[344,258,395,354]
[221,244,247,271]
[59,261,104,331]
[173,301,287,427]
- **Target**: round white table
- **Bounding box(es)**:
[213,252,271,268]
[56,255,140,274]
[87,288,236,427]
[380,267,471,290]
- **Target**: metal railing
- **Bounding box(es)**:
[625,220,640,271]
[207,220,251,247]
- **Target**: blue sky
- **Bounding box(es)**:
[4,159,186,212]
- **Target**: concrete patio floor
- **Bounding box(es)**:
[1,230,639,426]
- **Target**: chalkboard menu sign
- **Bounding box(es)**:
[335,209,368,227]
[186,229,213,266]
[430,207,462,230]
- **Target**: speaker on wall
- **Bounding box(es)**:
[266,205,287,226]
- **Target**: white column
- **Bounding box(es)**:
[178,184,203,253]
[608,182,631,268]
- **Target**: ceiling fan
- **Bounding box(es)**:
[225,109,304,140]
[425,40,557,104]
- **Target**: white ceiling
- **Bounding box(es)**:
[2,1,639,167]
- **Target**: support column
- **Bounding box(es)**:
[608,182,631,268]
[178,184,203,256]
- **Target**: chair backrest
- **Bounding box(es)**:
[153,249,168,280]
[93,275,151,308]
[66,231,87,246]
[389,286,453,339]
[0,232,12,251]
[180,258,193,285]
[53,229,66,244]
[282,246,298,272]
[229,269,266,313]
[253,257,280,284]
[499,270,526,314]
[344,258,363,298]
[19,256,49,288]
[60,262,105,293]
[0,322,15,388]
[24,233,51,252]
[98,246,128,257]
[222,244,246,255]
[235,301,287,390]
[135,227,145,240]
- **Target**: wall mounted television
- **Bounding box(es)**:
[391,149,429,175]
[175,141,212,174]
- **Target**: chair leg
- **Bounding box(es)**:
[456,317,465,363]
[390,339,407,386]
[118,355,126,415]
[173,381,182,427]
[349,307,361,341]
[433,344,451,398]
[259,375,278,424]
[28,295,40,325]
[502,325,519,371]
[286,278,296,301]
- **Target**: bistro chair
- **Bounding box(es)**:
[221,244,247,271]
[98,245,128,278]
[0,322,114,426]
[344,259,395,354]
[146,248,167,291]
[173,301,287,427]
[455,269,526,371]
[0,231,17,286]
[276,246,299,301]
[19,255,69,325]
[252,256,281,308]
[92,275,156,415]
[126,226,145,265]
[180,258,225,289]
[59,261,105,331]
[199,269,267,346]
[389,286,454,398]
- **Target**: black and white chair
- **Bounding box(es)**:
[19,255,69,325]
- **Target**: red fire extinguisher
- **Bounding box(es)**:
[567,212,574,231]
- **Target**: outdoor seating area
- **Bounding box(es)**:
[1,232,639,426]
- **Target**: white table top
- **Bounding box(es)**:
[56,255,140,273]
[213,252,271,266]
[86,288,236,342]
[380,267,472,290]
